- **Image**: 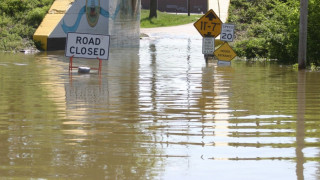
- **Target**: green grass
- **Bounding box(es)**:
[140,10,202,28]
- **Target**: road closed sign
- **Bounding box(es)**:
[65,33,110,60]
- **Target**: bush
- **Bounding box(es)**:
[0,0,28,16]
[228,0,320,64]
[27,7,48,27]
[234,38,268,59]
[0,0,54,51]
[0,34,23,51]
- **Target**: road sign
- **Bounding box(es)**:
[202,37,215,54]
[194,9,222,37]
[214,42,237,61]
[220,23,235,42]
[218,60,231,66]
[65,32,110,60]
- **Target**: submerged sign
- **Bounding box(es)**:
[202,37,215,54]
[65,32,110,60]
[214,42,237,61]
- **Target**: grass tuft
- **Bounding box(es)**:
[140,10,202,28]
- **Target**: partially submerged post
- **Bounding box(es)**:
[298,0,308,70]
[194,9,236,64]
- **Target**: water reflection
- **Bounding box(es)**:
[149,41,158,119]
[0,50,163,179]
[62,48,162,179]
[1,38,320,179]
[296,70,306,180]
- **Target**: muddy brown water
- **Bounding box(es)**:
[0,38,320,179]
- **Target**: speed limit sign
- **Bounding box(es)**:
[220,24,235,42]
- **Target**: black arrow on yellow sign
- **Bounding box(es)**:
[205,12,217,21]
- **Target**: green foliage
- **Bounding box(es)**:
[307,0,320,65]
[292,63,299,70]
[140,10,201,28]
[234,38,268,59]
[0,0,54,51]
[310,63,318,71]
[228,0,320,64]
[27,7,49,27]
[0,0,28,16]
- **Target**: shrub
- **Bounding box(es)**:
[0,0,54,51]
[27,8,48,27]
[228,0,320,64]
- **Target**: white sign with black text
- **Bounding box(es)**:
[220,24,235,42]
[65,32,110,60]
[202,37,215,55]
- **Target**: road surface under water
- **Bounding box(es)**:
[0,38,320,179]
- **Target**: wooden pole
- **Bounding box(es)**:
[298,0,308,70]
[218,0,220,18]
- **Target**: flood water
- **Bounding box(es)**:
[1,37,320,180]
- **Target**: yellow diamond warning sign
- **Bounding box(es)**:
[214,43,237,61]
[194,9,222,37]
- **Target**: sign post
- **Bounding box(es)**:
[194,9,237,64]
[194,9,222,61]
[65,32,110,74]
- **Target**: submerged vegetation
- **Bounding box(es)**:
[228,0,320,65]
[0,0,54,51]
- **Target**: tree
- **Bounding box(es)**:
[149,0,157,18]
[188,0,190,16]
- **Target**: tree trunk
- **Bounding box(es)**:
[149,0,157,18]
[188,0,190,16]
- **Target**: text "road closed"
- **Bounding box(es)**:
[65,33,110,60]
